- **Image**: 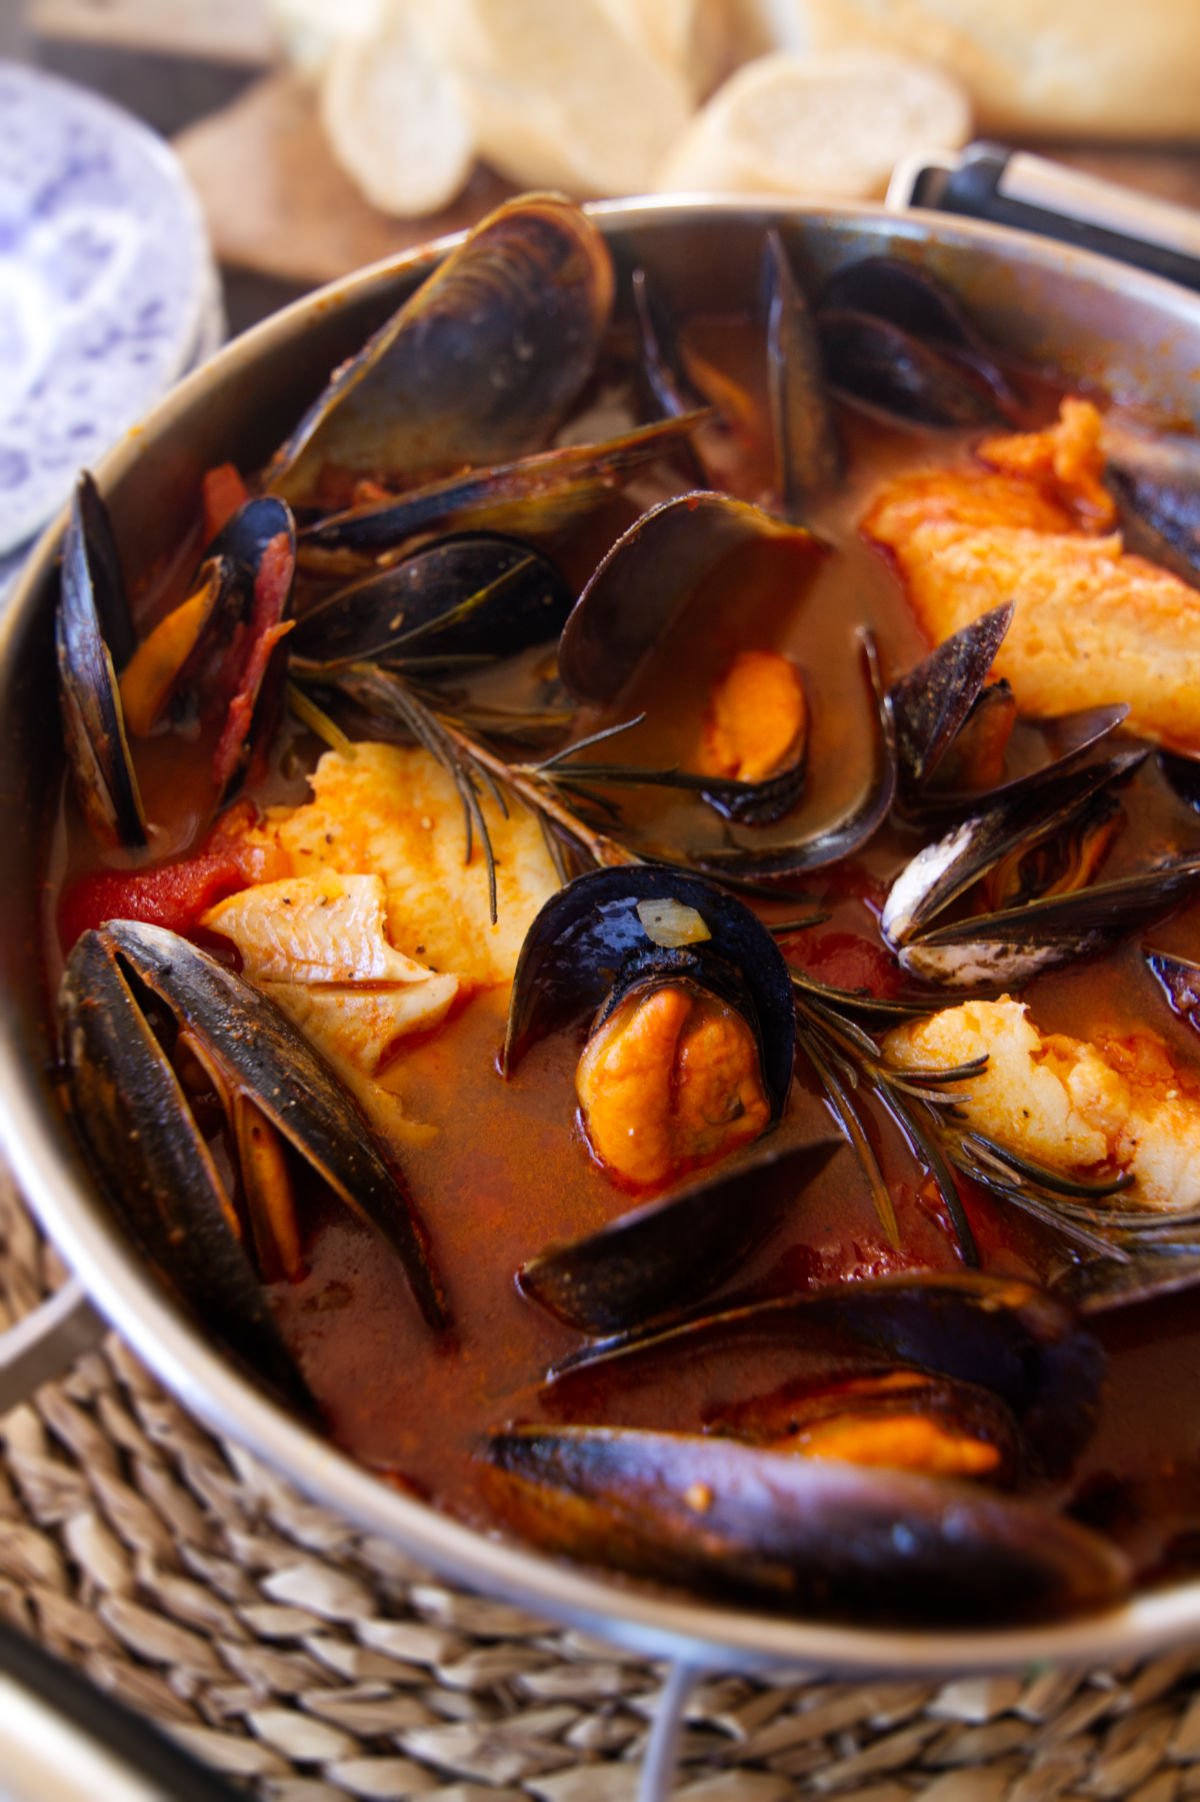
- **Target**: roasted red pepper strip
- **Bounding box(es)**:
[202,463,250,541]
[58,803,288,950]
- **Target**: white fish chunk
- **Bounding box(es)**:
[884,996,1200,1213]
[205,870,459,1075]
[264,742,560,988]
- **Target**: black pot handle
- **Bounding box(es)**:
[888,142,1200,294]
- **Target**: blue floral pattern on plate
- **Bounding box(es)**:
[0,62,213,554]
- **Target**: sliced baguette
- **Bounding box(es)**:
[657,49,971,200]
[427,0,695,198]
[598,0,732,100]
[319,1,475,217]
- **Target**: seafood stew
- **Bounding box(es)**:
[44,196,1200,1627]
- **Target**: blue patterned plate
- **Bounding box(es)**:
[0,63,213,555]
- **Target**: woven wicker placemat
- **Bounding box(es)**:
[5,1171,1200,1802]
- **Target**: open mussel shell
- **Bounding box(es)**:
[270,195,614,505]
[816,309,1002,432]
[481,1426,1129,1623]
[519,1138,838,1337]
[558,491,822,706]
[1105,424,1200,585]
[501,866,796,1114]
[57,473,148,849]
[291,533,572,671]
[206,496,297,802]
[819,256,1021,418]
[60,928,316,1416]
[883,750,1145,949]
[61,920,449,1337]
[890,605,1013,803]
[549,1271,1104,1481]
[1148,948,1200,1033]
[698,630,895,880]
[295,412,708,568]
[762,230,842,519]
[900,855,1200,988]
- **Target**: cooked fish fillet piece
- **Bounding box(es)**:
[204,871,459,1076]
[883,996,1200,1213]
[260,743,560,989]
[863,399,1200,751]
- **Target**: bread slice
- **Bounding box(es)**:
[769,0,1200,139]
[598,0,732,100]
[426,0,695,197]
[657,49,971,199]
[319,1,475,217]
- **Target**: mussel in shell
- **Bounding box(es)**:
[761,229,842,519]
[481,1425,1129,1622]
[270,195,615,506]
[816,256,1021,430]
[549,1271,1104,1479]
[290,532,573,671]
[519,1139,838,1337]
[59,485,297,846]
[490,1272,1120,1623]
[57,474,148,849]
[294,411,709,569]
[60,920,449,1409]
[876,746,1200,986]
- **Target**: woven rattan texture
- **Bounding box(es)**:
[6,1173,1200,1802]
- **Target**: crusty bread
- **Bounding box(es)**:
[756,0,1200,139]
[319,1,475,217]
[657,50,970,200]
[265,0,387,75]
[598,0,732,100]
[423,0,694,197]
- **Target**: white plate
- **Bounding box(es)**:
[0,62,214,555]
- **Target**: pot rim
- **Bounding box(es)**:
[9,194,1200,1677]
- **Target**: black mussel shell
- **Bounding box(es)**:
[291,533,572,670]
[1162,752,1200,814]
[558,491,822,706]
[890,605,1014,801]
[71,470,136,667]
[699,631,894,880]
[631,267,709,488]
[60,928,316,1415]
[481,1425,1128,1623]
[57,474,147,849]
[713,1366,1024,1487]
[816,308,1002,431]
[204,497,297,802]
[63,921,449,1335]
[501,866,796,1115]
[295,412,708,566]
[1147,948,1200,1033]
[882,750,1146,948]
[270,196,614,505]
[762,230,842,519]
[1106,427,1200,585]
[519,1139,838,1336]
[549,1271,1105,1481]
[819,256,1020,416]
[900,856,1200,988]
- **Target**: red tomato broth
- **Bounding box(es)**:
[47,307,1200,1593]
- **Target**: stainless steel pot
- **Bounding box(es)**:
[4,198,1200,1712]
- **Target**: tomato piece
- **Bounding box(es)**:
[202,463,249,540]
[58,804,288,950]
